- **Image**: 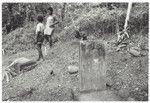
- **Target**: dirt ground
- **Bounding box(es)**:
[2,34,148,101]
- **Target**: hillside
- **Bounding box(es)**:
[2,4,148,54]
[2,3,149,101]
[2,33,148,101]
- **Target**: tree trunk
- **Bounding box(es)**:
[61,3,66,21]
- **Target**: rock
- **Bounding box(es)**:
[140,51,147,56]
[128,47,141,57]
[118,88,130,98]
[93,58,99,63]
[118,44,127,48]
[135,87,139,91]
[116,43,127,52]
[106,82,113,88]
[68,65,79,74]
[106,78,113,87]
[127,97,135,101]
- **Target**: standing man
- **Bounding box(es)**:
[44,7,59,48]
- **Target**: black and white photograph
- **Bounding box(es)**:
[1,2,149,101]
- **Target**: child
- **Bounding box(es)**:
[44,7,59,48]
[36,15,45,61]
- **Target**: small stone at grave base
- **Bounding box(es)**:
[127,97,135,101]
[106,79,113,87]
[68,65,79,74]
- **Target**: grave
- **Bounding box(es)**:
[79,40,108,100]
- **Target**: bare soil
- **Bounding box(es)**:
[2,35,148,101]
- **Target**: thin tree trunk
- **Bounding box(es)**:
[124,2,132,30]
[61,3,66,21]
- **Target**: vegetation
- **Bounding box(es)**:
[2,3,149,101]
[2,3,148,54]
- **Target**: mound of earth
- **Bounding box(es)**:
[3,32,148,101]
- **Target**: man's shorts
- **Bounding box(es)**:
[36,34,44,44]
